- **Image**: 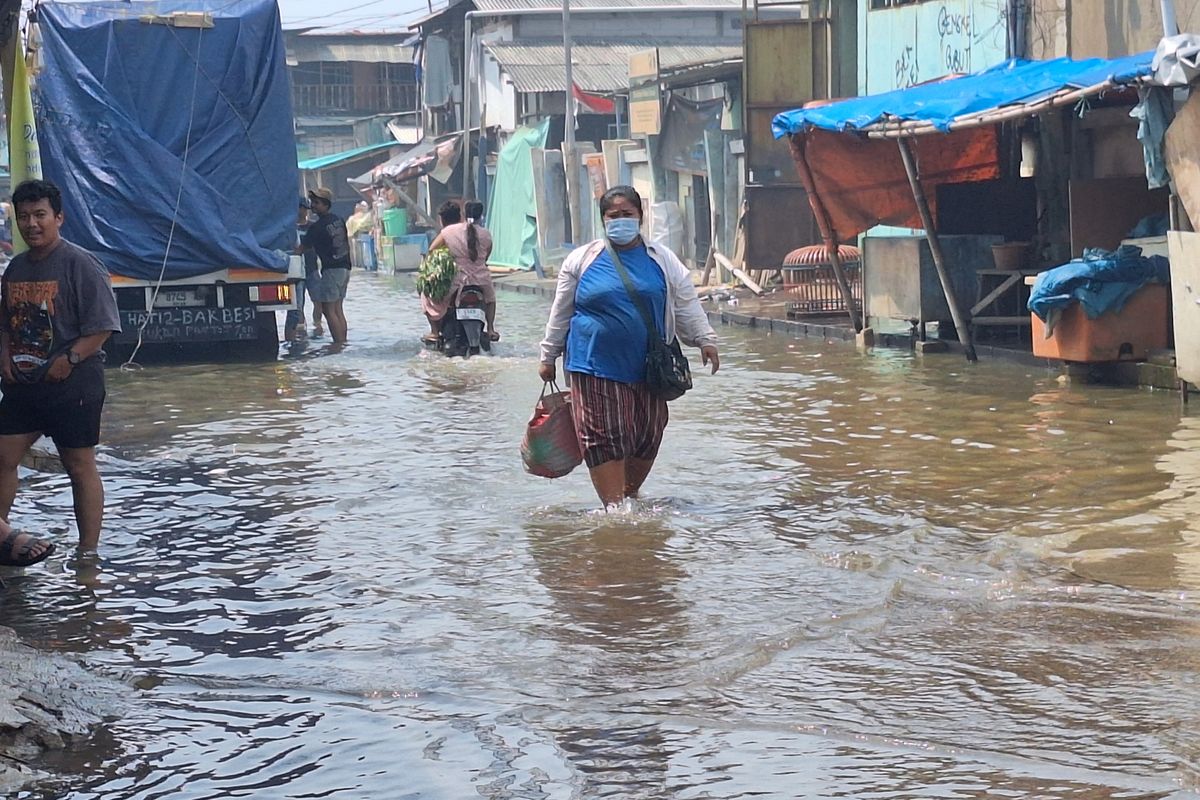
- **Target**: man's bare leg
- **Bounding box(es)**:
[311,301,325,336]
[0,432,40,519]
[0,433,53,561]
[59,446,104,551]
[327,300,348,344]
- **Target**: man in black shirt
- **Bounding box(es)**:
[298,187,350,344]
[0,180,121,563]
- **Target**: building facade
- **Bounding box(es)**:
[285,29,420,159]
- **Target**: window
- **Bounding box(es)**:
[870,0,922,8]
[292,62,352,86]
[319,62,352,85]
[378,63,415,84]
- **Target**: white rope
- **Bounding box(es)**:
[120,23,204,371]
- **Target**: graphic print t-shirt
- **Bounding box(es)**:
[1,240,122,382]
[303,212,352,271]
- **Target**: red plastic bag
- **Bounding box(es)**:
[521,382,583,479]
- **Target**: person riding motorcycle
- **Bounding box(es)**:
[420,200,497,345]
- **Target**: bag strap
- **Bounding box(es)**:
[604,241,662,342]
[540,379,562,399]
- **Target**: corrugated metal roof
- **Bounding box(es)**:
[476,0,741,9]
[288,37,415,64]
[483,40,742,92]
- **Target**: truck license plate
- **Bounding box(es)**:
[154,289,205,308]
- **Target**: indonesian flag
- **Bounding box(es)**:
[572,82,616,115]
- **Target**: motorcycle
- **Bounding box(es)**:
[432,284,491,358]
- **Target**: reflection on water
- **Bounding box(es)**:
[3,272,1200,799]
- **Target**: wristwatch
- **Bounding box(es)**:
[66,350,82,366]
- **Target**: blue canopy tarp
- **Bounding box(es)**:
[35,0,297,280]
[299,141,397,172]
[773,51,1155,137]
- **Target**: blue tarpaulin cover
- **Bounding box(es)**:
[772,52,1155,138]
[35,0,296,280]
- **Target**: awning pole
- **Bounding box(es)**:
[896,137,977,362]
[791,134,862,332]
[383,177,437,228]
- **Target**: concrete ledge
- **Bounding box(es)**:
[495,278,1180,390]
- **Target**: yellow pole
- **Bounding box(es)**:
[8,36,42,254]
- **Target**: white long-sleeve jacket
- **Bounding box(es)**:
[539,238,718,365]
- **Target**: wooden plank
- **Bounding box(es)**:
[703,130,728,257]
[1170,231,1200,384]
[531,148,567,272]
[700,249,716,287]
[972,316,1031,326]
[715,252,763,296]
[1166,91,1200,230]
[970,273,1021,317]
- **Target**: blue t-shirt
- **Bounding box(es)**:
[566,245,667,384]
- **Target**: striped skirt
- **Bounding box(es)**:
[569,372,669,468]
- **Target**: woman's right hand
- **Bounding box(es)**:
[538,362,556,383]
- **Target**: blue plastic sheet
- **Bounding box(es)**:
[35,0,296,280]
[772,52,1155,137]
[1027,245,1169,321]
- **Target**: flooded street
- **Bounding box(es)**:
[4,270,1200,799]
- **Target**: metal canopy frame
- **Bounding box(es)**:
[789,73,1152,361]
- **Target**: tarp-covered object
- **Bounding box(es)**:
[791,127,1000,239]
[773,52,1155,136]
[35,0,296,280]
[489,119,550,270]
[1028,245,1170,322]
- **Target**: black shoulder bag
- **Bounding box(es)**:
[605,242,692,401]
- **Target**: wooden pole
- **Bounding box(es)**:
[562,0,583,244]
[700,248,716,286]
[896,137,977,362]
[462,13,473,198]
[790,134,862,332]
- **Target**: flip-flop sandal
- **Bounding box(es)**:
[421,334,441,345]
[0,531,56,567]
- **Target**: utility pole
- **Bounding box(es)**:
[1162,0,1179,36]
[562,0,582,245]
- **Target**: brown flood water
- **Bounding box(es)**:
[3,271,1199,799]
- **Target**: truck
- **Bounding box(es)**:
[30,0,302,361]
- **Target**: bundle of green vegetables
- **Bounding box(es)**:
[416,246,457,300]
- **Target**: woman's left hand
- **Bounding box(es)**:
[701,345,720,375]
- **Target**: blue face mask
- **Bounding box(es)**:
[605,217,641,246]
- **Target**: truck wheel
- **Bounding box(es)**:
[239,310,280,361]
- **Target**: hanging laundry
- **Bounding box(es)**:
[1131,86,1176,189]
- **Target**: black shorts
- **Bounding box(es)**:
[0,360,106,449]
